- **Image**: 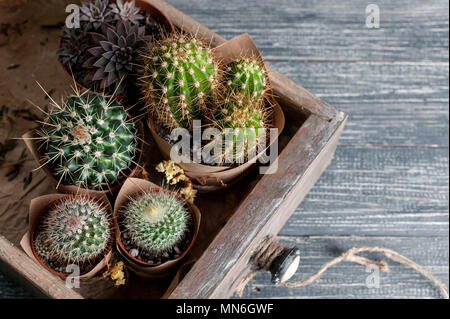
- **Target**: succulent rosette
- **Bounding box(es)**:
[83,21,152,94]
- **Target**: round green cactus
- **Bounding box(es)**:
[122,190,190,255]
[223,58,267,100]
[34,196,112,267]
[140,34,220,130]
[39,90,137,190]
[211,92,271,164]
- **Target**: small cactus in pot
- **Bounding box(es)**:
[140,33,221,130]
[121,190,191,258]
[35,86,138,191]
[32,195,113,275]
[209,91,272,164]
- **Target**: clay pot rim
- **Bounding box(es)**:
[29,194,114,278]
[115,187,199,268]
[57,0,177,97]
[30,120,144,194]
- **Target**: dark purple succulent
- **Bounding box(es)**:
[82,21,152,94]
[80,0,113,31]
[57,26,90,66]
[109,0,144,25]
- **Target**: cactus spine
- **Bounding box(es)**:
[38,88,137,190]
[122,190,190,255]
[208,56,271,164]
[212,93,270,163]
[140,33,220,130]
[223,57,267,101]
[34,196,112,268]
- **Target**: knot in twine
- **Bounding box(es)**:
[235,237,449,299]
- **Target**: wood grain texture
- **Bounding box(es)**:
[271,61,449,146]
[238,236,449,299]
[164,0,449,62]
[170,113,347,299]
[282,146,449,237]
[0,236,82,299]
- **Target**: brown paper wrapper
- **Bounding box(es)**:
[114,178,201,279]
[22,122,144,196]
[148,33,285,190]
[20,193,113,279]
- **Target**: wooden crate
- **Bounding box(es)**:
[0,0,347,299]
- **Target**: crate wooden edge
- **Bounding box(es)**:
[169,114,347,298]
[0,235,83,299]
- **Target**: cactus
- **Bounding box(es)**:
[34,196,112,268]
[140,33,220,130]
[122,190,190,255]
[223,57,267,101]
[210,92,271,164]
[38,88,137,190]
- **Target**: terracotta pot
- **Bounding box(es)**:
[58,0,176,96]
[22,121,144,196]
[148,101,285,191]
[20,193,113,279]
[114,178,201,279]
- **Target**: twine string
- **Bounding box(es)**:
[235,238,449,299]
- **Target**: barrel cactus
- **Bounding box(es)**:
[38,89,137,190]
[223,57,267,100]
[140,33,220,130]
[211,92,271,164]
[34,196,112,270]
[121,190,190,255]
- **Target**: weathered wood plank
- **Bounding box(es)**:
[166,0,449,62]
[271,61,449,146]
[238,235,449,299]
[170,114,347,298]
[0,235,83,299]
[280,146,449,237]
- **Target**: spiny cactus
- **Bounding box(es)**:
[37,87,137,190]
[210,92,271,164]
[34,196,112,268]
[140,33,220,130]
[122,190,190,255]
[223,57,267,100]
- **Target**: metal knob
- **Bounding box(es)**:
[269,246,300,284]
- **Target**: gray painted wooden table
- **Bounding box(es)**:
[0,0,448,299]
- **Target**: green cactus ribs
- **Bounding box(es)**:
[211,92,272,164]
[223,57,267,101]
[33,195,113,274]
[120,189,192,263]
[140,33,220,130]
[38,88,138,190]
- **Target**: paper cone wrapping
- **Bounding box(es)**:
[22,122,144,196]
[20,193,113,279]
[114,178,201,279]
[147,33,285,190]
